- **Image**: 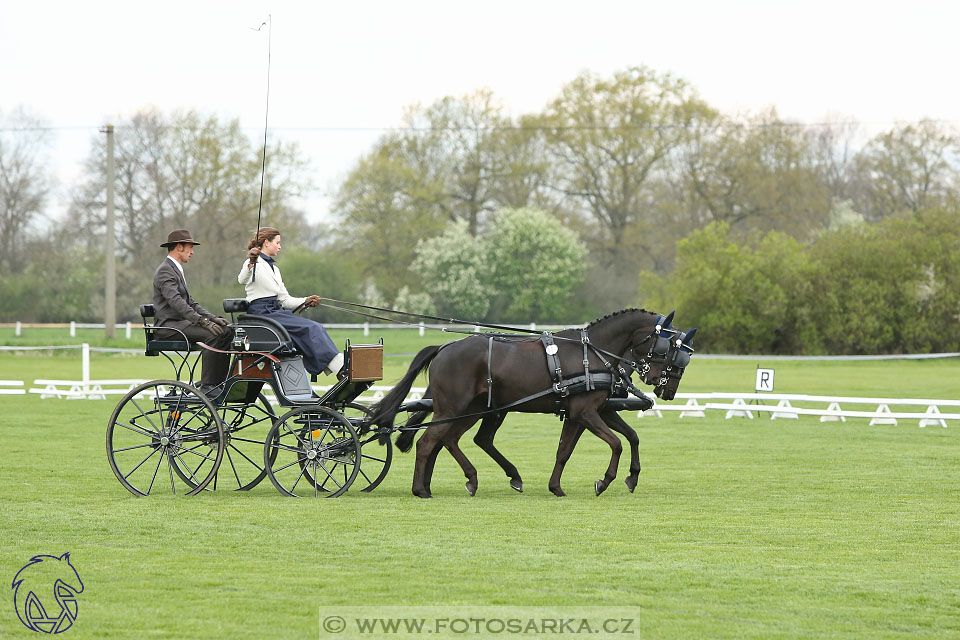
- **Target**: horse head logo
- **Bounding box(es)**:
[11,553,84,634]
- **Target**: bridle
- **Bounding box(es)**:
[628,314,695,390]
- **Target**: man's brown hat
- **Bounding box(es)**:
[161,229,201,248]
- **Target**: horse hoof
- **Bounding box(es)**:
[595,480,607,496]
[550,487,566,497]
[624,476,637,493]
[412,488,433,499]
[465,481,477,497]
[510,478,523,493]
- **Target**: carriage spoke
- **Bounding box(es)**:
[123,447,161,481]
[229,436,269,446]
[224,447,242,488]
[170,449,205,486]
[171,443,219,464]
[315,459,344,491]
[357,466,373,485]
[130,397,163,434]
[115,419,159,438]
[227,444,264,473]
[147,450,165,494]
[113,442,156,454]
[273,454,310,475]
[290,463,309,493]
[167,456,176,494]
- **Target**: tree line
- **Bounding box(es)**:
[2,66,958,353]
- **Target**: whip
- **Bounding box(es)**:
[251,14,272,281]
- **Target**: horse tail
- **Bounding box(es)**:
[395,409,430,453]
[370,345,442,431]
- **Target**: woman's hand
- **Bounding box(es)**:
[305,295,322,308]
[247,247,260,268]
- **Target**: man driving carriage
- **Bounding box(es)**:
[152,229,234,395]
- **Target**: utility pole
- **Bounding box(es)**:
[103,124,116,338]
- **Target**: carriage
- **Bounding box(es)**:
[107,300,696,499]
[106,298,394,498]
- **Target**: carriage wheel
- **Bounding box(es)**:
[264,405,360,498]
[106,380,224,496]
[342,402,393,492]
[172,393,278,491]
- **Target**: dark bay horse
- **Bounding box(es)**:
[371,308,694,498]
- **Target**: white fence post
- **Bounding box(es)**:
[125,322,132,339]
[70,321,76,337]
[419,321,425,337]
[530,323,536,332]
[81,343,90,394]
[363,322,369,337]
[15,321,21,336]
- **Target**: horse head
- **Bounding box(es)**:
[626,312,696,400]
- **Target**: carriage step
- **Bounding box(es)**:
[603,396,654,412]
[400,398,433,413]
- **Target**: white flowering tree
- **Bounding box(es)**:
[412,209,587,322]
[411,220,495,318]
[486,208,588,320]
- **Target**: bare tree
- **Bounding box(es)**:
[0,107,54,273]
[542,66,717,271]
[68,108,313,312]
[851,119,960,220]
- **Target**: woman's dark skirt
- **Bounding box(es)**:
[247,297,339,375]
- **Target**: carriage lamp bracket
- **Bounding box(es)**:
[232,327,250,351]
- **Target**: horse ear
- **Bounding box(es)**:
[663,310,675,327]
[683,328,696,346]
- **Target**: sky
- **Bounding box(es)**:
[2,0,959,224]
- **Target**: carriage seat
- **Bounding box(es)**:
[139,304,190,356]
[222,298,299,356]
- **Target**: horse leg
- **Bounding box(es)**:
[600,409,641,492]
[548,419,585,497]
[421,439,444,497]
[413,424,449,498]
[579,410,623,496]
[473,412,523,493]
[442,420,481,496]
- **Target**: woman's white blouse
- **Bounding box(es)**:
[237,257,306,310]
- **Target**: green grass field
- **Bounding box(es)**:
[1,338,958,638]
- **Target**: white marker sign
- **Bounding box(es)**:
[755,368,775,392]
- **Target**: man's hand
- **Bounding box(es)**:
[211,316,229,327]
[305,295,322,308]
[248,247,260,266]
[199,318,225,336]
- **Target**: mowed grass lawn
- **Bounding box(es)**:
[0,337,958,638]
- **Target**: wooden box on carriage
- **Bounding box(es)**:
[348,344,383,382]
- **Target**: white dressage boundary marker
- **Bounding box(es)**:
[679,398,706,418]
[919,405,948,428]
[820,402,846,423]
[724,398,754,419]
[770,399,799,420]
[869,404,898,426]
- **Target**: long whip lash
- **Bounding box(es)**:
[251,15,272,281]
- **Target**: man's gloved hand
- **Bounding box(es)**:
[199,318,225,336]
[211,316,229,327]
[248,247,261,265]
[305,295,322,308]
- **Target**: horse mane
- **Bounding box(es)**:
[585,308,656,329]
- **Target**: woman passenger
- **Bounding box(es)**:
[238,227,344,378]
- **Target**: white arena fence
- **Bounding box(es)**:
[2,343,957,428]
